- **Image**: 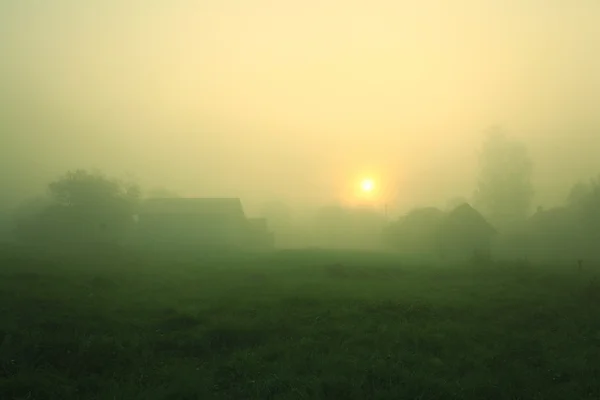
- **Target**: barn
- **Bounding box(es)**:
[383,207,445,255]
[438,203,497,262]
[135,198,273,250]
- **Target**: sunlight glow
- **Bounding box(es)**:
[361,178,374,192]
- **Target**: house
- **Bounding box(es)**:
[135,198,273,250]
[438,203,497,262]
[383,207,445,255]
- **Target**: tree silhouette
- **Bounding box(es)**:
[473,127,534,231]
[49,169,140,210]
[16,169,141,246]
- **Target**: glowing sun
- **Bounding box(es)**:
[360,178,375,192]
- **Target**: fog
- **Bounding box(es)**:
[2,0,600,216]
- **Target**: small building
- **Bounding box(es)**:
[135,198,273,250]
[383,207,445,255]
[438,203,497,262]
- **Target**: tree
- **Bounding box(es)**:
[567,181,593,206]
[567,176,600,237]
[473,127,534,232]
[15,170,141,246]
[49,169,140,209]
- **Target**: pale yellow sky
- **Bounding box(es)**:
[1,1,600,214]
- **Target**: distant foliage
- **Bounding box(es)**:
[14,170,140,247]
[512,175,600,264]
[473,127,534,232]
[384,204,496,263]
[49,169,140,210]
[567,175,600,238]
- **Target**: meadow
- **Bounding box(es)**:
[1,244,599,399]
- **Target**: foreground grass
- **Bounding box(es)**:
[1,245,600,399]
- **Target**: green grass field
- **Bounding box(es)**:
[1,245,599,399]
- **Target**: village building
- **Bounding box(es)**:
[438,203,497,262]
[383,207,445,255]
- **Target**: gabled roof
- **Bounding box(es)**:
[385,207,445,237]
[443,203,497,236]
[140,198,245,218]
[402,207,445,225]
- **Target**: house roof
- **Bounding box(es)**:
[140,198,246,218]
[385,207,445,236]
[443,203,497,236]
[402,207,445,225]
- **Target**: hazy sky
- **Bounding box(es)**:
[1,1,600,215]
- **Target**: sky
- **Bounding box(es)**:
[1,0,600,216]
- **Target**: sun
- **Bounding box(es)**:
[360,178,375,193]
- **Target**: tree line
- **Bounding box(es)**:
[12,170,141,247]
